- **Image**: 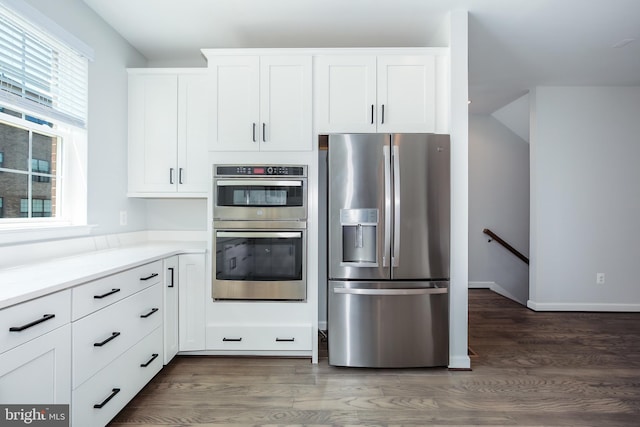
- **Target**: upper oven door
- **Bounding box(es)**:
[213,178,307,221]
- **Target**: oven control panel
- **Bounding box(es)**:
[215,165,306,177]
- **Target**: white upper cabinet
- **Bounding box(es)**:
[315,55,377,133]
[208,55,312,151]
[377,55,436,133]
[315,52,448,133]
[128,71,210,196]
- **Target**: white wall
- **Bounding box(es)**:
[468,114,529,304]
[25,0,148,235]
[529,86,640,311]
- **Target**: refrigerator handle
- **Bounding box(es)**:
[383,145,391,268]
[393,144,400,267]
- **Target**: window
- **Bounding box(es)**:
[0,1,90,233]
[0,114,60,218]
[0,2,89,128]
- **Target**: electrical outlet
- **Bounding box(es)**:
[596,273,605,285]
[119,210,127,226]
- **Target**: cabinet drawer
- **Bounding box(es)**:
[72,260,162,320]
[72,326,163,427]
[207,324,312,351]
[0,324,71,405]
[72,284,162,388]
[0,290,71,354]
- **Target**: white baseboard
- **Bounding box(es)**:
[468,281,526,305]
[527,300,640,312]
[448,354,471,369]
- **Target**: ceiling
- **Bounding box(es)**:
[81,0,640,114]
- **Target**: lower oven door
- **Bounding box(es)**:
[212,223,306,301]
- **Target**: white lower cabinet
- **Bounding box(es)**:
[72,326,163,427]
[206,324,312,351]
[72,284,163,388]
[163,256,179,364]
[0,324,71,404]
[71,261,166,427]
[178,254,206,351]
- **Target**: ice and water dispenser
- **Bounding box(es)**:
[340,208,378,266]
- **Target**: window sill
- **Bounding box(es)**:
[0,224,95,246]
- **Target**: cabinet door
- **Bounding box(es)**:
[259,56,312,151]
[177,74,210,193]
[377,55,436,133]
[178,254,206,351]
[314,55,377,133]
[209,56,260,151]
[0,325,71,404]
[128,73,178,192]
[163,256,179,364]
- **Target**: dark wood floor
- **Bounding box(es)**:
[110,290,640,426]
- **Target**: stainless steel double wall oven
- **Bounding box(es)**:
[212,165,307,301]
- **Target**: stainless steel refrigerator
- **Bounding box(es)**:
[327,133,450,368]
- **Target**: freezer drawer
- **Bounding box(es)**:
[328,280,448,368]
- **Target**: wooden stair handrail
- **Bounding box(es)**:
[483,228,529,265]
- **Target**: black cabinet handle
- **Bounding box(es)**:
[140,308,159,318]
[168,267,175,288]
[262,123,266,142]
[93,388,121,409]
[222,337,242,342]
[371,104,374,124]
[381,104,385,124]
[140,353,159,368]
[94,332,120,347]
[179,168,184,184]
[9,314,55,332]
[93,288,120,299]
[275,337,295,342]
[140,273,159,281]
[169,168,174,184]
[252,123,256,142]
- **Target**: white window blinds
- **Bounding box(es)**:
[0,2,88,128]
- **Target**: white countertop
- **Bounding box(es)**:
[0,241,206,310]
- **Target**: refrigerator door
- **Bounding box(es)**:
[391,134,450,280]
[328,134,391,281]
[328,280,449,367]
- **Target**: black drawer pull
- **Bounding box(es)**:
[167,267,175,288]
[94,332,120,347]
[222,337,242,342]
[93,288,120,299]
[275,337,295,342]
[9,314,55,332]
[140,353,159,367]
[93,388,120,409]
[140,272,159,281]
[140,308,159,318]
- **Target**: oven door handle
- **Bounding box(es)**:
[216,231,302,239]
[216,180,303,187]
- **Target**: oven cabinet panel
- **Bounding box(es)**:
[178,254,206,351]
[208,55,312,152]
[206,324,312,351]
[127,70,209,197]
